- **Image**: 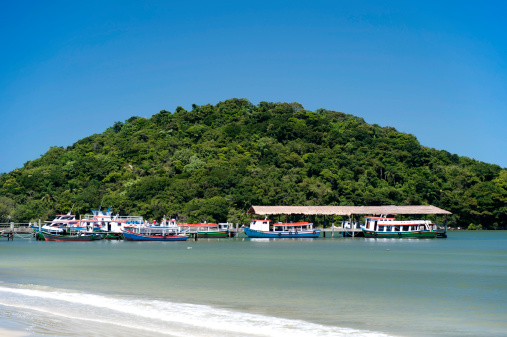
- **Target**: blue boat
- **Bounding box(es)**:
[243,220,321,238]
[122,226,189,241]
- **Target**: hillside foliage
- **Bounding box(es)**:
[1,99,506,228]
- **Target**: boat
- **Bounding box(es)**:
[243,219,321,238]
[83,207,144,230]
[177,222,231,238]
[82,207,143,239]
[122,224,189,241]
[39,213,82,234]
[360,216,442,238]
[32,207,145,240]
[37,230,103,242]
[341,221,364,237]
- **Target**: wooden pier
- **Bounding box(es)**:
[321,226,362,237]
[0,222,34,240]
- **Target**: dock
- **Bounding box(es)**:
[0,222,34,240]
[321,226,362,237]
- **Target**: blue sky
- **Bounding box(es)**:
[1,0,506,174]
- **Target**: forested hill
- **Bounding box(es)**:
[1,99,506,229]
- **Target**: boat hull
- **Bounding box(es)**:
[122,230,188,241]
[362,229,438,238]
[39,231,101,241]
[195,231,228,238]
[99,232,124,240]
[243,227,321,238]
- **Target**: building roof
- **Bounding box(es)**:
[247,205,452,216]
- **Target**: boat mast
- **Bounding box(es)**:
[99,196,105,211]
[68,204,75,215]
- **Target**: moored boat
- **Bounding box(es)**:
[39,213,83,234]
[177,222,230,238]
[243,219,321,238]
[37,230,103,241]
[122,225,189,241]
[360,216,441,238]
[82,207,143,240]
[83,207,144,234]
[32,208,143,240]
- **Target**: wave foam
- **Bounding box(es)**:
[0,284,391,337]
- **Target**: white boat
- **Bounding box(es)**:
[123,218,189,241]
[41,213,80,234]
[82,207,144,233]
[243,219,321,238]
[360,216,444,238]
[177,222,231,238]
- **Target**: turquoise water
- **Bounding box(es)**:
[1,231,506,336]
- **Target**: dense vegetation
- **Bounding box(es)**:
[1,99,506,229]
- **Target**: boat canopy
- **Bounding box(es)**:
[247,205,451,216]
[273,222,312,227]
[178,223,218,227]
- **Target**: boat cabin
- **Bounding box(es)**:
[250,219,271,231]
[125,226,180,236]
[152,218,178,227]
[55,214,77,222]
[272,222,314,232]
[249,220,314,232]
[42,214,79,233]
[363,216,434,232]
[177,223,219,232]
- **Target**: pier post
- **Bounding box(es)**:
[39,219,41,232]
[10,222,14,240]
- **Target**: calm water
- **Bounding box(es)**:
[1,231,506,337]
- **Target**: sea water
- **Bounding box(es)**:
[0,231,506,336]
